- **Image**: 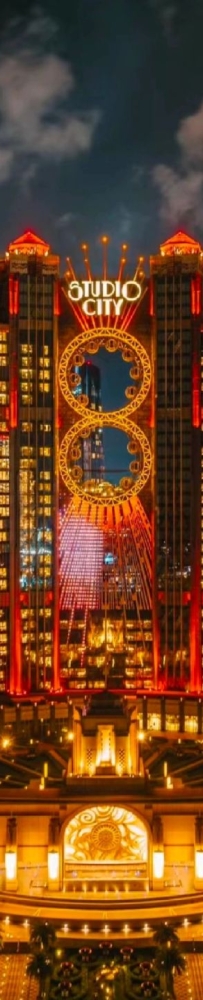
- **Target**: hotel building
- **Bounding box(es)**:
[0,230,60,695]
[151,230,203,691]
[0,229,202,926]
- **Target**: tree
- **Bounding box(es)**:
[155,940,185,998]
[30,921,56,955]
[153,924,179,948]
[27,921,56,999]
[27,952,53,999]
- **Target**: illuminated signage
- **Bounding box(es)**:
[67,279,141,316]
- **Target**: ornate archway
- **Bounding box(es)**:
[63,805,149,894]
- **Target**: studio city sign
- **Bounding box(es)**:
[67,278,142,317]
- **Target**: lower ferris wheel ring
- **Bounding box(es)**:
[59,413,152,507]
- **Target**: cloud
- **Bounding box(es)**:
[177,102,203,164]
[55,212,76,229]
[0,149,13,182]
[152,99,203,225]
[117,207,133,239]
[0,9,100,185]
[149,0,177,39]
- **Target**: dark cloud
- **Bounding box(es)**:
[152,101,203,226]
[0,11,100,186]
[0,1,203,255]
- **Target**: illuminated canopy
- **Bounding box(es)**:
[8,229,50,256]
[160,230,202,256]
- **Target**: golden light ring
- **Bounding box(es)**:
[58,326,151,416]
[59,413,152,506]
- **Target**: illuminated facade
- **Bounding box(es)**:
[0,230,60,693]
[151,231,203,690]
[0,696,203,909]
[0,230,203,943]
[1,226,203,696]
[59,246,153,690]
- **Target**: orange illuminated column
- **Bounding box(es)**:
[150,298,159,688]
[53,508,60,693]
[152,511,159,688]
[190,569,201,691]
[9,296,22,695]
[192,356,200,429]
[54,279,61,317]
[53,302,60,692]
[149,277,154,317]
[190,323,201,692]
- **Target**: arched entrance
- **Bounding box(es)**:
[63,805,149,895]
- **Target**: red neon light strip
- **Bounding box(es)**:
[83,254,97,330]
[10,388,17,428]
[191,275,202,315]
[149,278,154,317]
[9,275,14,315]
[120,286,147,331]
[192,358,200,427]
[66,260,90,331]
[191,278,196,315]
[195,274,201,315]
[54,281,61,316]
[13,279,19,315]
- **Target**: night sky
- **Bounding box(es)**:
[0,0,203,269]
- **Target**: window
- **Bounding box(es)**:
[165,715,179,731]
[147,713,161,731]
[184,715,198,733]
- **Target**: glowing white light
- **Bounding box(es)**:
[153,849,164,879]
[5,850,17,881]
[195,850,203,879]
[48,849,59,881]
[67,279,141,317]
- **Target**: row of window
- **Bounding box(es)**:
[139,712,199,733]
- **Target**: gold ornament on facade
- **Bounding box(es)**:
[89,819,121,860]
[59,326,151,419]
[58,324,152,511]
[59,412,151,506]
[64,805,148,864]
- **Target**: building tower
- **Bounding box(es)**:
[59,250,153,691]
[151,230,203,691]
[0,230,60,694]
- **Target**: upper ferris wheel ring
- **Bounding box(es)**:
[58,325,151,417]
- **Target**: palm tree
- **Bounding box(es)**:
[30,921,56,955]
[153,924,179,948]
[27,922,56,999]
[155,940,185,998]
[27,952,53,999]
